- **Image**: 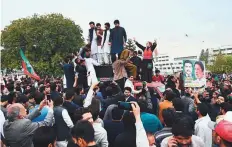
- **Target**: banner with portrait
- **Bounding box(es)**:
[183,60,206,88]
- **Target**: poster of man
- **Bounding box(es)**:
[183,60,206,87]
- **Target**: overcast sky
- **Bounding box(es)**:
[1,0,232,57]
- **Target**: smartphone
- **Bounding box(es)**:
[47,94,51,101]
[118,101,132,111]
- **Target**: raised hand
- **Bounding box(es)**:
[133,37,136,42]
[131,101,140,120]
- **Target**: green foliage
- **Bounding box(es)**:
[126,39,136,50]
[1,13,85,76]
[199,49,208,64]
[207,54,232,73]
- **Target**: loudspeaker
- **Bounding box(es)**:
[94,65,113,78]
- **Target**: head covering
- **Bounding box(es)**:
[141,112,162,133]
[215,120,232,142]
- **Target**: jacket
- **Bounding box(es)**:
[54,106,73,141]
[3,108,53,147]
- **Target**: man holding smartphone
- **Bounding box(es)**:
[161,116,204,147]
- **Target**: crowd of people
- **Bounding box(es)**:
[1,19,232,147]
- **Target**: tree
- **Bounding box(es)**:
[199,49,205,60]
[205,48,209,64]
[207,54,232,73]
[199,49,209,64]
[126,39,136,50]
[1,13,85,76]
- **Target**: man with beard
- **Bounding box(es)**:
[109,20,127,63]
[101,22,112,64]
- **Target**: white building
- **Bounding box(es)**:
[208,45,232,65]
[153,54,198,75]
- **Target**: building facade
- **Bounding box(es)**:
[153,54,198,75]
[207,45,232,65]
[154,54,198,75]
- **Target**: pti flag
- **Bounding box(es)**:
[20,49,41,81]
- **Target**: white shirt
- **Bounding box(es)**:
[194,114,212,147]
[93,122,108,147]
[84,58,100,72]
[101,30,111,53]
[0,110,5,138]
[62,109,74,128]
[135,121,150,147]
[124,79,134,90]
[124,79,140,94]
[63,74,67,89]
[83,88,94,108]
[101,30,110,45]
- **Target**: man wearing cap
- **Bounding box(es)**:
[209,111,232,147]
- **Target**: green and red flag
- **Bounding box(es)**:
[20,49,41,81]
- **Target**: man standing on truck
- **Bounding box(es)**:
[88,21,98,61]
[101,22,112,65]
[109,20,127,63]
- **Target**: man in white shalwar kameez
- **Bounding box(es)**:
[101,23,111,64]
[84,48,100,86]
[95,23,104,65]
[91,30,98,61]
